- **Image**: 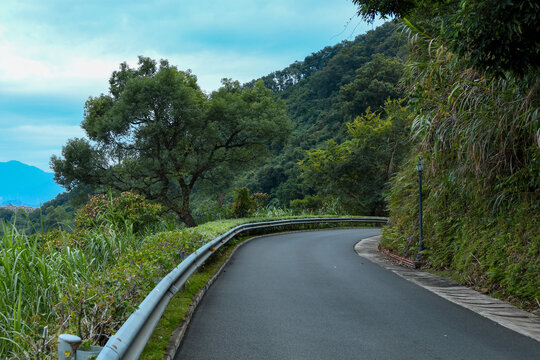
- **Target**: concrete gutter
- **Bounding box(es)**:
[355,235,540,342]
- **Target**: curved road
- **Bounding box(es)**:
[176,229,540,359]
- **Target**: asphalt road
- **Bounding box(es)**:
[175,229,540,360]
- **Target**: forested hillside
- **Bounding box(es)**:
[235,21,408,213]
[0,187,89,234]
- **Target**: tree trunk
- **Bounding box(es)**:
[166,194,197,227]
[217,192,225,220]
[179,185,197,227]
[181,211,197,227]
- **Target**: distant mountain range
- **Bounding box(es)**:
[0,161,63,208]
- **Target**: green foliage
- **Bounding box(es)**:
[380,9,540,310]
[353,0,540,75]
[289,195,346,216]
[340,54,404,119]
[0,208,14,223]
[75,192,164,235]
[51,57,291,227]
[231,187,257,218]
[0,206,226,357]
[383,163,540,308]
[446,0,539,75]
[251,192,269,208]
[289,194,325,212]
[0,223,93,358]
[0,188,91,236]
[0,189,176,357]
[277,21,403,147]
[403,27,539,205]
[299,99,413,215]
[191,195,233,224]
[353,0,453,22]
[238,21,404,207]
[352,0,416,21]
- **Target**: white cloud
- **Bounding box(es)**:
[0,0,368,97]
[0,36,124,96]
[0,32,292,96]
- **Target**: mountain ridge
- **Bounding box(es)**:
[0,160,63,207]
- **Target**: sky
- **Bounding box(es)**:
[0,0,381,172]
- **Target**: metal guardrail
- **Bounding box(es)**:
[72,217,386,359]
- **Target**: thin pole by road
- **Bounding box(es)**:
[175,229,540,360]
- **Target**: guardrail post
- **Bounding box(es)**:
[58,334,104,360]
[58,334,81,359]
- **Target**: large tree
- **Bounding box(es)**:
[51,57,291,226]
[352,0,539,75]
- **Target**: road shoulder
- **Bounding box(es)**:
[355,235,540,342]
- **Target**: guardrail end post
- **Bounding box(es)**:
[58,334,81,359]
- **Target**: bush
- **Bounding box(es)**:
[75,192,164,234]
[231,188,257,218]
[290,195,346,215]
[290,195,324,213]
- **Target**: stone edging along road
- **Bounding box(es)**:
[356,235,540,342]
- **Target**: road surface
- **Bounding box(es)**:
[175,229,540,359]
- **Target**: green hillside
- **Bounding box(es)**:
[237,21,407,211]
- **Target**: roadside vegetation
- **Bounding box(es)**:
[0,190,375,358]
[352,0,539,312]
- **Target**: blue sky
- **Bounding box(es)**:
[0,0,380,172]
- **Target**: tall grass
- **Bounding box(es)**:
[0,222,90,358]
[0,217,146,358]
[0,214,221,357]
[402,23,539,209]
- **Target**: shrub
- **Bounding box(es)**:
[75,192,164,234]
[231,188,257,218]
[290,195,346,215]
[290,195,325,213]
